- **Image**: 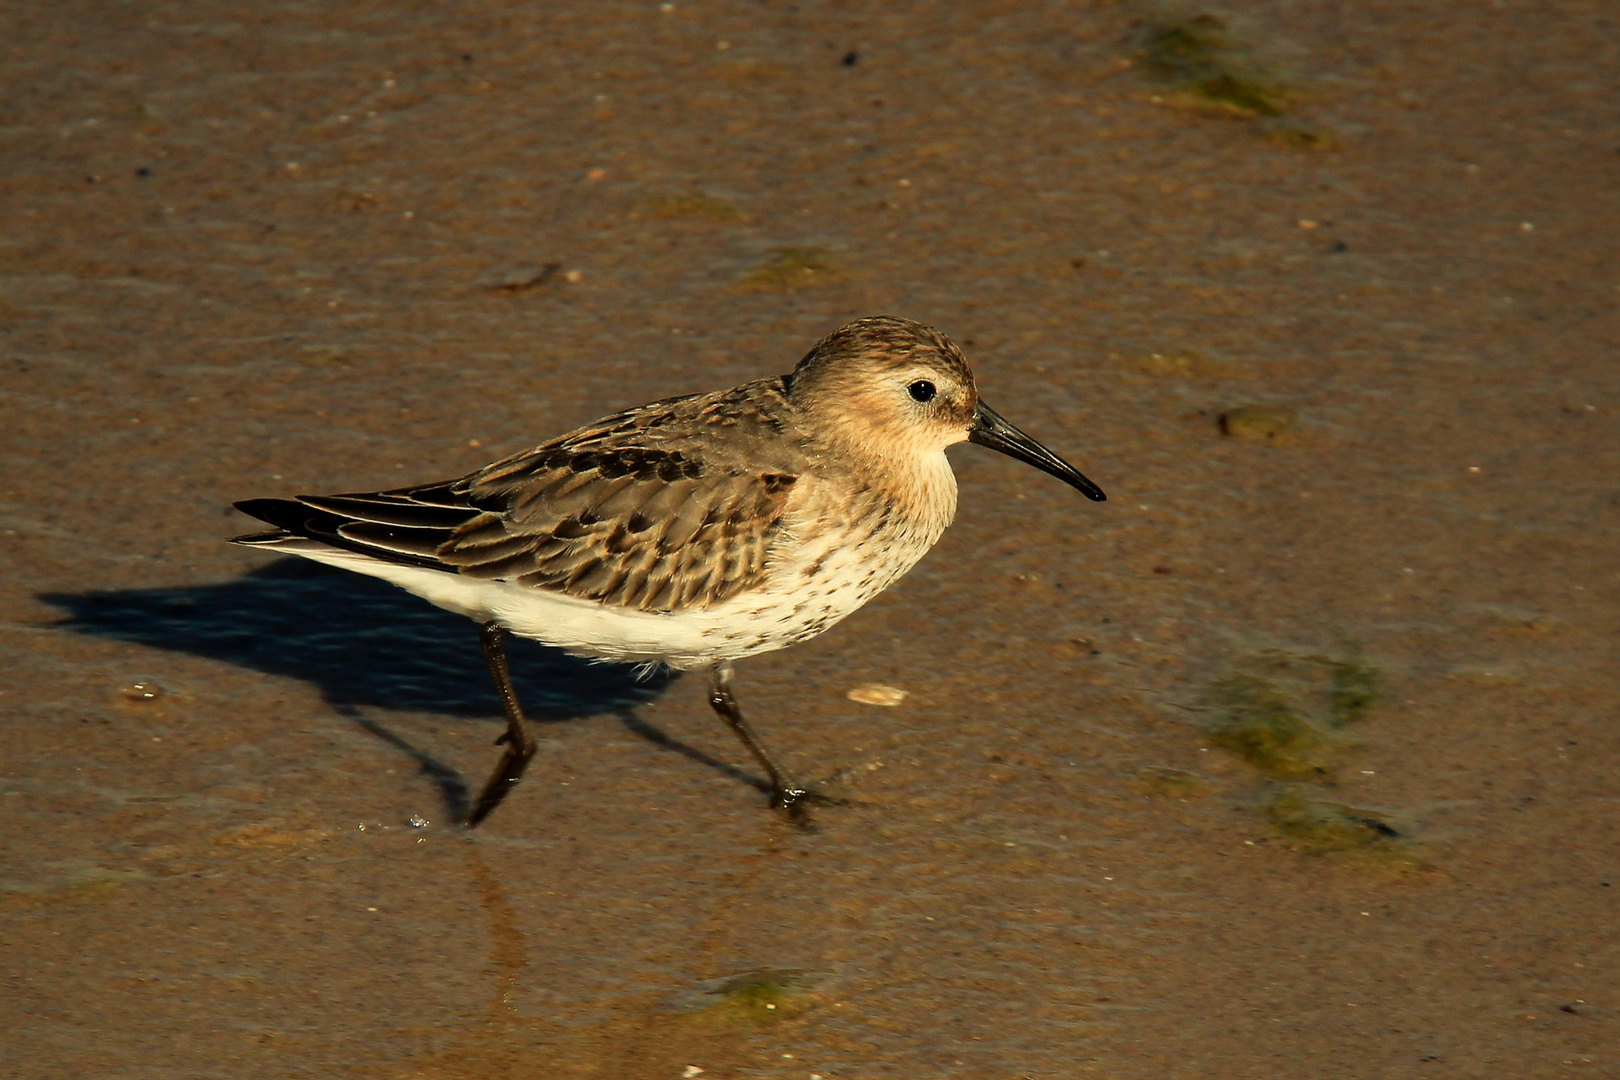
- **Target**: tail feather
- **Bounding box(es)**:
[230,498,453,572]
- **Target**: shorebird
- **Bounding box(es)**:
[231,316,1105,825]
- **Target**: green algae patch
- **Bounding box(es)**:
[686,969,811,1029]
[1131,13,1292,119]
[736,247,841,292]
[1217,404,1302,444]
[1195,648,1421,866]
[1268,788,1392,850]
[1328,647,1381,727]
[1209,674,1334,779]
[1204,646,1382,778]
[1246,645,1382,728]
[640,190,746,223]
[1265,788,1424,870]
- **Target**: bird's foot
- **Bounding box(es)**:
[772,786,844,809]
[770,768,857,822]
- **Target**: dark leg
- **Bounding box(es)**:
[708,660,807,808]
[467,622,538,827]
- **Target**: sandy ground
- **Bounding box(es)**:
[2,1,1617,1077]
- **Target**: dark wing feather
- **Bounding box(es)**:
[231,378,807,613]
[440,381,804,611]
[299,493,475,530]
[231,490,474,571]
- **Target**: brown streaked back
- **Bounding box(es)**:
[234,378,812,614]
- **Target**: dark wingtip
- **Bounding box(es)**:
[231,497,310,532]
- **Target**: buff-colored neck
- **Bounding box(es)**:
[798,390,962,536]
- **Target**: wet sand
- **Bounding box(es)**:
[2,1,1617,1076]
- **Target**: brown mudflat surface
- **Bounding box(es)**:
[3,2,1617,1077]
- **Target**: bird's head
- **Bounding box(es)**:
[788,315,1105,502]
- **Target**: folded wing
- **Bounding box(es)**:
[232,382,804,614]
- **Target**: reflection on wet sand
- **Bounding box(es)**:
[378,840,824,1080]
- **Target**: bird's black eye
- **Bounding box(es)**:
[908,380,937,403]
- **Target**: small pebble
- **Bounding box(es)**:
[122,677,166,702]
[847,683,907,706]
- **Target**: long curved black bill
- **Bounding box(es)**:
[968,401,1106,502]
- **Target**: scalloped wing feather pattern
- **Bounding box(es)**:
[272,379,808,615]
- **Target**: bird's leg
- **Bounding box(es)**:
[467,622,538,827]
[708,660,813,809]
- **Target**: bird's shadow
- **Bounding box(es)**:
[39,560,762,821]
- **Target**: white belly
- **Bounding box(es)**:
[256,452,956,669]
[259,524,934,670]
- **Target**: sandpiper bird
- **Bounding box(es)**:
[231,316,1105,825]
